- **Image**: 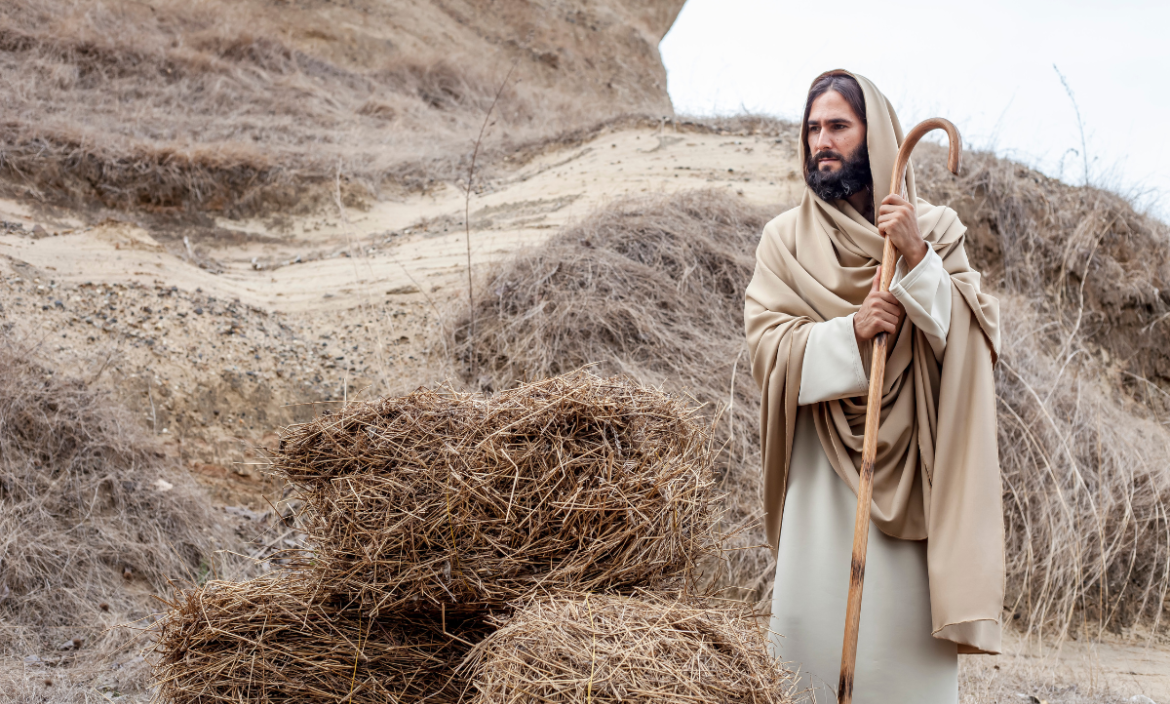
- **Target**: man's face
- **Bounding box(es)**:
[806,90,866,172]
[805,90,871,202]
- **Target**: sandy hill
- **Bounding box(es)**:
[0,0,682,215]
[2,2,1169,703]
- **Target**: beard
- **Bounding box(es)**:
[805,145,872,202]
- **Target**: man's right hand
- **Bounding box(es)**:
[854,267,904,343]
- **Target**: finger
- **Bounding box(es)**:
[878,214,904,229]
[871,268,881,291]
[882,193,909,208]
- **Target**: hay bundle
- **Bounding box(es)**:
[152,573,487,704]
[452,190,778,601]
[272,373,717,614]
[464,593,797,704]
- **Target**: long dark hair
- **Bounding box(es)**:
[801,71,867,178]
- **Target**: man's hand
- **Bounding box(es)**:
[877,193,928,270]
[854,267,904,344]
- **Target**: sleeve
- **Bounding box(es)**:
[891,247,952,360]
[798,313,870,405]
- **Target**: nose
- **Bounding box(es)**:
[811,128,831,153]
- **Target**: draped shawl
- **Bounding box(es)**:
[744,71,1004,654]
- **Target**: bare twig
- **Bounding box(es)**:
[464,59,519,380]
[1054,64,1091,186]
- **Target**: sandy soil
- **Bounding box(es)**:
[0,122,803,502]
[2,121,1167,703]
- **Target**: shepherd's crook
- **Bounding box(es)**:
[837,118,962,704]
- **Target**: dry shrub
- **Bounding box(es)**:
[463,593,797,704]
[271,373,717,615]
[454,189,778,601]
[918,148,1170,398]
[152,572,487,704]
[995,295,1170,638]
[0,334,220,655]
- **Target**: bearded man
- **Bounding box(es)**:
[744,70,1004,703]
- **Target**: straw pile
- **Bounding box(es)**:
[154,372,728,703]
[272,373,718,615]
[153,572,489,704]
[464,593,797,704]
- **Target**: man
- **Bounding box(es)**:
[744,70,1004,703]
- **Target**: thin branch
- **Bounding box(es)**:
[464,58,519,381]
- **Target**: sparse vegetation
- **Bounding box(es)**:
[0,333,223,663]
[0,0,680,215]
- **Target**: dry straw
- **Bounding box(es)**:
[452,189,778,601]
[463,592,797,704]
[271,372,718,616]
[152,572,487,704]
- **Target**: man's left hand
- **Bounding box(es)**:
[877,193,928,271]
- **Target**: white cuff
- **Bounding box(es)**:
[891,248,951,360]
[798,313,869,405]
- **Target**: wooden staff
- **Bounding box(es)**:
[837,118,962,704]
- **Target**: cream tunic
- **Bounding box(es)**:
[769,248,958,704]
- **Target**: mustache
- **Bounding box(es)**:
[814,150,846,165]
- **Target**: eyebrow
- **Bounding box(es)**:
[807,117,853,126]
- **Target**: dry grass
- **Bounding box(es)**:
[270,372,718,616]
[463,592,797,704]
[151,571,488,704]
[453,189,779,601]
[0,0,675,216]
[991,296,1170,640]
[0,333,223,658]
[453,174,1170,639]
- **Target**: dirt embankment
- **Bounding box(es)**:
[0,0,683,215]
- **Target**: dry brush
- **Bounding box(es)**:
[152,572,488,704]
[0,334,222,657]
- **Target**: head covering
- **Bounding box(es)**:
[744,70,1004,654]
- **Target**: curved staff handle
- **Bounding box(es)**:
[837,118,961,704]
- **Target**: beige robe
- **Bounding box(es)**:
[769,249,960,703]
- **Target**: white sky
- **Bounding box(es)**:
[660,0,1170,219]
